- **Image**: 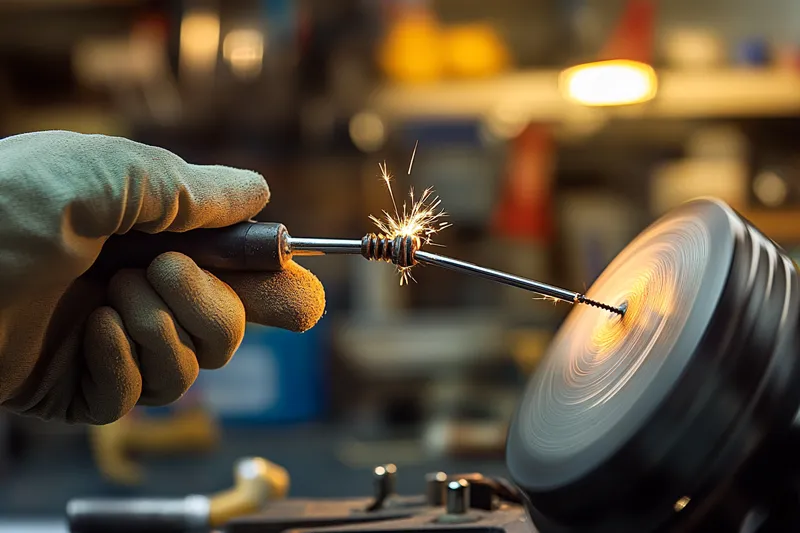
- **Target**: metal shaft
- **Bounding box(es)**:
[416,250,624,315]
[415,250,577,302]
[286,235,624,315]
[288,235,575,301]
[287,237,362,256]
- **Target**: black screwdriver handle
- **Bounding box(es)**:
[84,221,291,279]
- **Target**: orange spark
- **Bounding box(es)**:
[369,143,451,284]
[534,295,562,307]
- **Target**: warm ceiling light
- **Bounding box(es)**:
[559,59,657,107]
[179,10,220,77]
[223,29,265,79]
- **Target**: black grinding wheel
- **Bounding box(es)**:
[506,198,800,532]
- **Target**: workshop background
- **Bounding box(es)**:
[2,0,800,529]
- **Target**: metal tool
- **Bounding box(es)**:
[412,249,623,314]
[446,480,470,515]
[90,222,623,315]
[67,457,289,533]
[366,463,398,511]
[90,406,218,486]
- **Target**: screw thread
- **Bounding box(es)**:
[361,234,420,267]
[361,234,393,262]
[576,295,625,316]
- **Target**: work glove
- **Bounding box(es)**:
[0,131,326,424]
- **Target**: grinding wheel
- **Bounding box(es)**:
[506,198,800,532]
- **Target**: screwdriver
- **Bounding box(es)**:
[89,221,624,315]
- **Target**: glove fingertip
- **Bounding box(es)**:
[265,261,326,332]
[146,250,193,279]
[221,262,326,333]
[228,165,270,204]
[291,268,326,333]
[108,268,143,301]
[198,165,271,223]
[147,251,246,370]
[243,168,271,204]
[82,306,142,425]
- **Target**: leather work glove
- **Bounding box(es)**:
[0,131,326,424]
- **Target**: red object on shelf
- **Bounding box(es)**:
[491,124,555,245]
[133,12,168,44]
[599,0,656,63]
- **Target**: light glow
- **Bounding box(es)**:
[223,29,265,79]
[179,10,220,77]
[560,59,657,107]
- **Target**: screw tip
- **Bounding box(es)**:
[576,295,625,316]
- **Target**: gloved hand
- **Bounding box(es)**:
[0,131,326,424]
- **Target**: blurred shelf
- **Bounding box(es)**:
[368,68,800,123]
[2,106,129,137]
[0,0,141,9]
[739,209,800,243]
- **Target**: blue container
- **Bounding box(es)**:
[735,38,772,66]
[195,322,329,424]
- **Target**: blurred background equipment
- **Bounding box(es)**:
[5,0,800,531]
[90,403,219,486]
[67,456,289,533]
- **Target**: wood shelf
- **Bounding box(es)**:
[368,68,800,123]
